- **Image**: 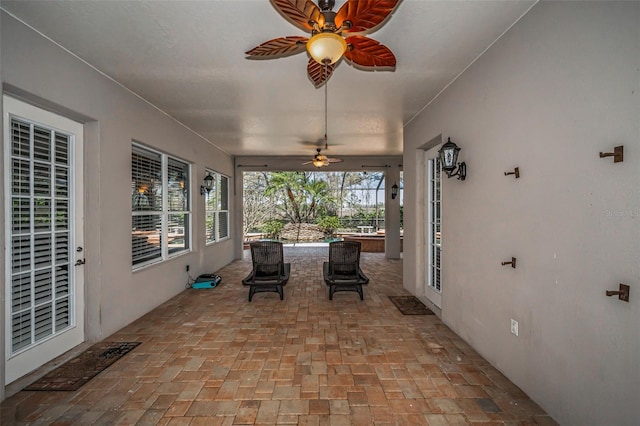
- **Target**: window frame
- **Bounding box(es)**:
[204,169,229,245]
[131,142,191,270]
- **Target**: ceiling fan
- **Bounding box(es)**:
[303,147,344,168]
[246,0,401,87]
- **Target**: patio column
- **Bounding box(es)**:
[233,168,244,260]
[385,166,401,259]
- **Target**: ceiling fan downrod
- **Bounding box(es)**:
[312,0,344,35]
[324,63,329,149]
[318,0,335,11]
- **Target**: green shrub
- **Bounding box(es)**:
[261,220,284,239]
[316,216,341,236]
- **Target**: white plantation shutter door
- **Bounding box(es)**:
[429,157,442,293]
[423,150,443,310]
[205,172,217,244]
[4,95,85,385]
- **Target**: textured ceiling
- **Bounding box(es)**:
[1,0,536,158]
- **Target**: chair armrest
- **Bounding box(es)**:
[356,266,370,284]
[323,262,330,281]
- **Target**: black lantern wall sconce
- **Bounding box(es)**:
[200,172,214,195]
[438,138,466,180]
[391,183,399,200]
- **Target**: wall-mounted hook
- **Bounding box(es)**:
[599,145,623,163]
[504,167,520,179]
[605,283,630,302]
[501,257,517,269]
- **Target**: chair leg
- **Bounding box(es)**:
[329,286,335,300]
[357,285,363,300]
[249,286,255,302]
[277,285,283,300]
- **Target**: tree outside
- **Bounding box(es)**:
[243,171,402,242]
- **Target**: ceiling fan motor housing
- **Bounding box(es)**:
[316,0,339,33]
[322,11,338,32]
[309,11,338,35]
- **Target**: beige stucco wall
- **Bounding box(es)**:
[1,11,236,392]
[403,2,639,424]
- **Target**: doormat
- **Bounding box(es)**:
[24,341,141,391]
[389,295,435,315]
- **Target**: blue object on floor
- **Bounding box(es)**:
[192,274,221,289]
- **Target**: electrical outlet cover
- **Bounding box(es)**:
[510,319,519,336]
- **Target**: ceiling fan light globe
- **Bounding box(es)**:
[307,32,347,65]
[312,158,326,168]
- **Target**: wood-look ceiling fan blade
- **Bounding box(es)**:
[344,36,396,70]
[245,36,308,58]
[270,0,324,32]
[336,0,401,34]
[307,58,336,88]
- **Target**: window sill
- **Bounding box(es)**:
[132,249,191,273]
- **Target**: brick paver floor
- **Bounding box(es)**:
[1,247,557,425]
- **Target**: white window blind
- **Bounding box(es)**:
[9,117,73,353]
[205,171,229,244]
[131,144,190,268]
